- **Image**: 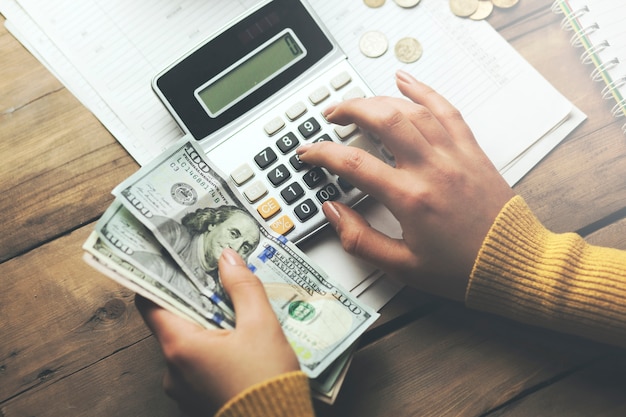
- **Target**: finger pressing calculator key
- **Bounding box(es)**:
[153,0,393,243]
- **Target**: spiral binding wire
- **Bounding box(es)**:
[554,0,626,133]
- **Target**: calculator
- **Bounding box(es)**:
[152,0,394,243]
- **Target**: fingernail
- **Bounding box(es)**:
[322,103,337,117]
[296,143,313,155]
[322,201,341,225]
[221,247,240,266]
[396,70,416,84]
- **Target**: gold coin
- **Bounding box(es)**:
[359,31,388,58]
[469,0,493,20]
[449,0,479,17]
[394,37,423,63]
[364,0,385,8]
[394,0,421,8]
[492,0,519,8]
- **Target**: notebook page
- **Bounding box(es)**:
[309,0,573,171]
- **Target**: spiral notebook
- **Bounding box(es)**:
[553,1,626,133]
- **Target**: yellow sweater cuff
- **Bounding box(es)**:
[467,195,626,347]
[216,371,315,417]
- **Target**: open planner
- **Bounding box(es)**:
[0,0,585,312]
[553,1,626,134]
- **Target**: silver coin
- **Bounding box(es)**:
[394,37,423,63]
[394,0,421,8]
[359,31,388,58]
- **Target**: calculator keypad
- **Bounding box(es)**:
[208,61,394,243]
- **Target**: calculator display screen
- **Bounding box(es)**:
[196,30,305,117]
[154,0,334,141]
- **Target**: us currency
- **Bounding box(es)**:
[111,139,379,378]
[94,200,235,328]
[112,142,246,318]
[83,231,218,329]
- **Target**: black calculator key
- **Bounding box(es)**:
[267,164,291,186]
[337,177,355,192]
[316,183,340,203]
[303,167,326,188]
[294,199,318,222]
[276,132,299,154]
[280,182,305,204]
[289,154,308,171]
[312,133,332,143]
[254,147,277,169]
[298,117,321,138]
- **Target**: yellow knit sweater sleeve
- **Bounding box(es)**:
[215,370,315,417]
[466,195,626,348]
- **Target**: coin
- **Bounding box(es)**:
[449,0,479,17]
[394,37,423,63]
[359,31,388,58]
[364,0,385,8]
[492,0,519,8]
[469,0,493,20]
[393,0,421,8]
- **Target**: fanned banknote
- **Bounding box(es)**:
[93,201,235,328]
[89,138,380,378]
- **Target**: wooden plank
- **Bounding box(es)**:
[585,217,626,250]
[0,225,150,401]
[1,336,179,417]
[0,15,63,113]
[315,303,616,417]
[0,88,139,261]
[489,355,626,417]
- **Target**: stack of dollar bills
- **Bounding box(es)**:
[82,138,379,403]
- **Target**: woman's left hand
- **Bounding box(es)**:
[136,247,300,416]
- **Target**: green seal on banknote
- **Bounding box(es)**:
[289,300,316,321]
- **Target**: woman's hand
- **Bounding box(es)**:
[136,248,300,416]
[297,70,515,301]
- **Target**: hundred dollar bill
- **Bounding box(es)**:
[111,139,379,378]
[82,231,218,329]
[94,201,235,328]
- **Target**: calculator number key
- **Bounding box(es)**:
[298,117,321,139]
[267,164,291,186]
[294,199,318,222]
[254,147,277,169]
[316,183,340,204]
[276,132,299,154]
[303,167,326,188]
[281,182,305,204]
[289,154,308,172]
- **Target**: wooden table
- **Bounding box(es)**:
[2,1,626,415]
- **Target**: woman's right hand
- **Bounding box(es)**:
[296,70,515,301]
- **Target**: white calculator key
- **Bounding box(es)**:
[285,101,307,121]
[309,85,330,105]
[230,163,254,185]
[334,123,358,141]
[342,86,366,101]
[243,180,268,203]
[330,71,352,90]
[263,116,285,136]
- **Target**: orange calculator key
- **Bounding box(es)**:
[257,197,281,219]
[270,215,295,236]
